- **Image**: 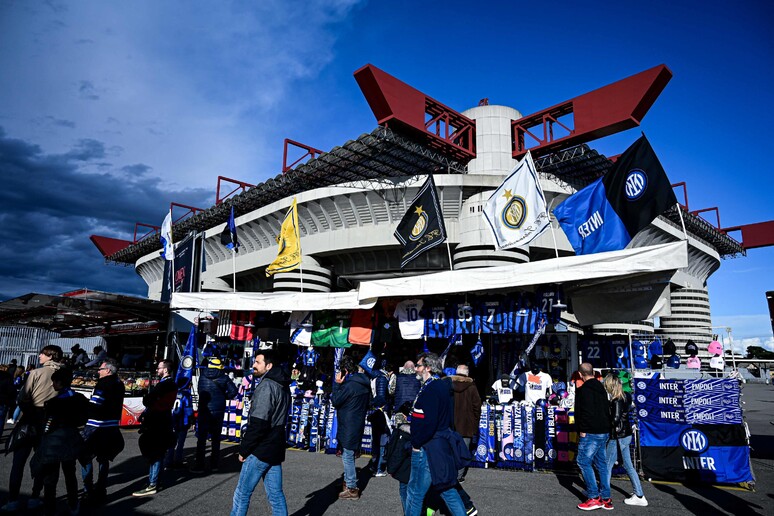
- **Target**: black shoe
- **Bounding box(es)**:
[458,476,466,484]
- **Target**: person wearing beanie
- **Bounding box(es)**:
[191,357,238,474]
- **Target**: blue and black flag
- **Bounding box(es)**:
[553,135,677,255]
[220,206,239,252]
[393,175,447,268]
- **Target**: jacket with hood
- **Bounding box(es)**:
[197,367,238,414]
[575,377,611,434]
[19,360,62,411]
[240,366,290,465]
[451,374,482,438]
[331,372,370,450]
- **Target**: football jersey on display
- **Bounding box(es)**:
[518,371,553,405]
[394,299,425,339]
[311,311,351,347]
[424,302,451,338]
[535,286,563,324]
[476,297,512,334]
[450,299,476,334]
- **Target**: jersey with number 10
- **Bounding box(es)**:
[394,299,425,339]
[476,298,512,334]
[424,303,451,338]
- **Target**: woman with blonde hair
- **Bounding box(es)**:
[603,374,648,507]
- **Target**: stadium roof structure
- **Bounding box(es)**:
[95,63,745,265]
[0,289,168,338]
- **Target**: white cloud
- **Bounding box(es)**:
[0,0,365,190]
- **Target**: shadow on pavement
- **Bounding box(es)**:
[290,466,372,516]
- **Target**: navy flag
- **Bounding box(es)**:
[553,136,677,255]
[394,175,447,268]
[220,206,239,252]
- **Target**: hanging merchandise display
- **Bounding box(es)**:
[635,377,753,484]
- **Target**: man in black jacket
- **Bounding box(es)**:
[331,355,370,501]
[133,359,177,497]
[574,362,612,511]
[231,350,290,516]
[79,357,125,504]
[191,357,238,474]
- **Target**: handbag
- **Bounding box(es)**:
[5,422,38,454]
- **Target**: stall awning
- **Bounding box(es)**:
[357,241,688,300]
[171,291,378,312]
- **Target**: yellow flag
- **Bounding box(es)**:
[266,198,302,276]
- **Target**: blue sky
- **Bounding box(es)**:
[0,1,771,352]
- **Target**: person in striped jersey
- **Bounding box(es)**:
[79,357,125,505]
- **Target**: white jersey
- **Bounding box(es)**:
[491,379,515,404]
[517,371,552,405]
[289,311,313,346]
[394,299,425,340]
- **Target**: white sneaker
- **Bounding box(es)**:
[624,494,648,506]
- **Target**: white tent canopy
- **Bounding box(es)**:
[171,242,688,323]
[357,241,688,300]
[171,291,377,312]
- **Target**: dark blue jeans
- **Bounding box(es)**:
[81,457,110,493]
[230,455,287,516]
[577,433,611,499]
[405,448,466,516]
[196,411,224,469]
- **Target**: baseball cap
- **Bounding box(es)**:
[207,357,224,369]
[708,340,723,355]
[663,339,677,356]
[633,355,649,369]
[632,341,646,357]
[667,354,681,369]
[685,340,699,356]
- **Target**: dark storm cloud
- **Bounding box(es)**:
[0,127,214,300]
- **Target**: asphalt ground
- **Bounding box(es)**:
[0,383,772,515]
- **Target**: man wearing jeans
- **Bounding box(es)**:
[575,362,612,511]
[406,353,467,516]
[331,356,370,501]
[231,350,291,516]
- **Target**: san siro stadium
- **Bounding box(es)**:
[92,63,743,363]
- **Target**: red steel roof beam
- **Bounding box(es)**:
[89,235,133,258]
[722,221,774,250]
[513,64,673,158]
[216,176,254,205]
[354,64,476,163]
[170,202,204,224]
[691,207,721,230]
[672,182,689,211]
[283,139,324,173]
[133,223,160,244]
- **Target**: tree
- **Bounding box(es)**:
[745,346,774,359]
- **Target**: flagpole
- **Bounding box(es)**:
[232,249,236,292]
[446,242,454,271]
[675,202,688,240]
[546,197,560,259]
[169,208,176,296]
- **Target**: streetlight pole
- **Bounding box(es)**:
[709,325,737,373]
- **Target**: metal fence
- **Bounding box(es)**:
[0,326,104,368]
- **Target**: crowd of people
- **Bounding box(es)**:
[0,341,650,515]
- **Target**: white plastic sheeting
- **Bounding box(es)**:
[357,241,688,300]
[171,291,377,312]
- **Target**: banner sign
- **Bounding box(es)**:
[635,377,752,484]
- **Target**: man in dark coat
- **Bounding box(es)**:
[393,361,420,413]
[406,352,467,516]
[231,350,291,516]
[133,359,177,497]
[575,362,613,511]
[451,364,481,483]
[79,357,125,504]
[331,355,370,501]
[192,357,238,473]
